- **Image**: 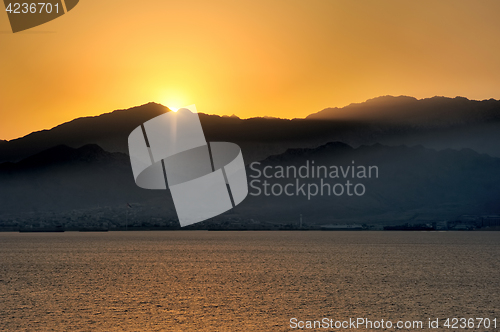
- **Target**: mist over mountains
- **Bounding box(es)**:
[236,142,500,224]
[0,144,164,212]
[1,96,500,164]
[0,144,178,227]
[0,142,498,227]
[0,95,499,227]
[0,103,168,163]
[307,96,500,125]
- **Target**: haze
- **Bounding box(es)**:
[1,0,500,140]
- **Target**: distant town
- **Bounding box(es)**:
[0,205,499,232]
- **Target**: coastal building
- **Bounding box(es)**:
[320,224,363,231]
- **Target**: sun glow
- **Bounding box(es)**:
[158,90,188,113]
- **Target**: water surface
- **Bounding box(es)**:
[0,231,499,331]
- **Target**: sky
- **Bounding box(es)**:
[1,0,500,140]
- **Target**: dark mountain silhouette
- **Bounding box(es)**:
[1,142,499,226]
[1,96,500,164]
[236,142,500,224]
[0,144,175,217]
[307,95,500,126]
[0,103,168,163]
[0,144,115,171]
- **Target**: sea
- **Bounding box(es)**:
[0,231,499,331]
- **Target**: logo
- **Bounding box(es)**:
[3,0,79,33]
[128,105,249,227]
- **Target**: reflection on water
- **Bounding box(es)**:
[0,231,499,331]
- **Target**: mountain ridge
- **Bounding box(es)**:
[1,141,499,226]
[307,95,500,126]
[238,140,500,224]
[0,102,169,162]
[1,96,500,164]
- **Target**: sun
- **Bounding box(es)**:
[158,91,188,113]
[164,102,181,112]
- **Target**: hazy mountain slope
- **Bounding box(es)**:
[306,96,500,126]
[0,144,174,216]
[0,103,169,162]
[1,96,500,164]
[235,142,500,224]
[1,142,498,226]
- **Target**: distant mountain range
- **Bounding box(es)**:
[0,144,172,215]
[0,142,499,226]
[235,142,500,224]
[0,103,168,163]
[0,95,499,227]
[307,95,500,126]
[1,96,500,164]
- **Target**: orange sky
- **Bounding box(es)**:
[1,0,500,140]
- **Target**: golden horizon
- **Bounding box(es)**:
[2,0,500,140]
[2,93,496,142]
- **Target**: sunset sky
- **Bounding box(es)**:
[1,0,500,140]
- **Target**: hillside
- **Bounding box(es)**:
[1,96,500,164]
[1,142,498,227]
